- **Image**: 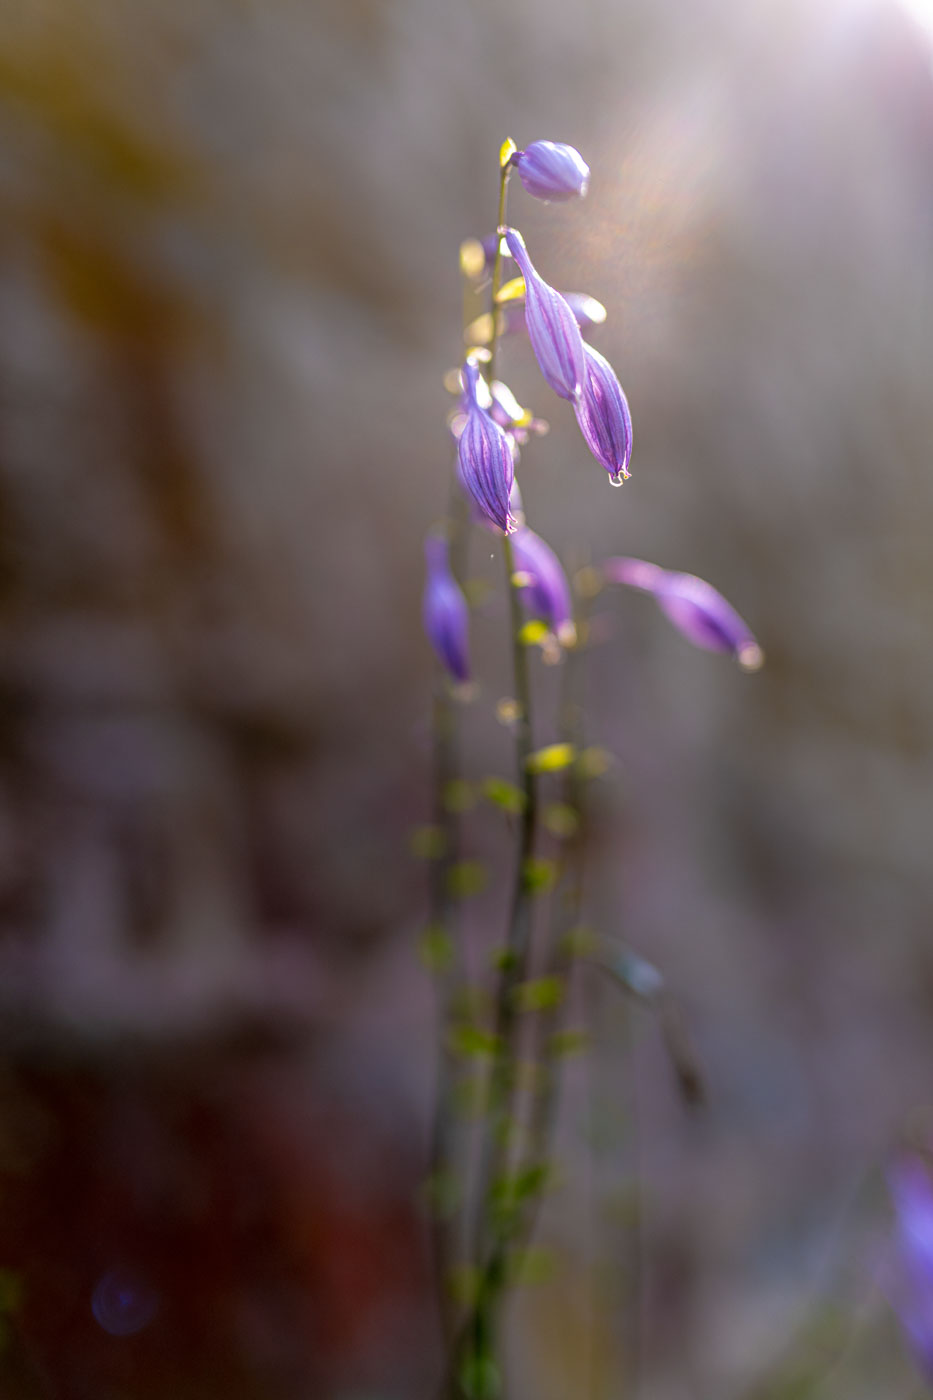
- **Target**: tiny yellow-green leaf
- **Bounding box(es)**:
[494,276,526,305]
[449,1024,500,1058]
[463,311,496,346]
[521,857,557,895]
[543,801,580,839]
[513,975,564,1013]
[518,619,550,647]
[490,946,519,973]
[418,923,453,973]
[459,238,486,280]
[526,743,576,774]
[481,777,526,815]
[499,138,518,167]
[447,860,487,898]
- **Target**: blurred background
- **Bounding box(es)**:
[1,0,933,1395]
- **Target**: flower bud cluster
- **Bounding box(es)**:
[423,137,762,681]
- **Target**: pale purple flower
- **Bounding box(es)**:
[457,359,517,534]
[575,344,633,486]
[889,1155,933,1381]
[512,141,590,202]
[603,558,763,669]
[563,292,607,336]
[423,534,470,683]
[503,228,586,402]
[512,527,575,646]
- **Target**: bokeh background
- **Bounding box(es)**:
[1,0,933,1395]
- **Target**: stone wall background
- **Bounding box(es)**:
[0,0,932,1395]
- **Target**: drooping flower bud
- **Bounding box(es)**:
[603,558,763,670]
[457,359,517,534]
[575,344,633,486]
[423,534,470,683]
[468,476,524,535]
[503,228,586,403]
[512,141,590,202]
[512,527,576,647]
[888,1155,933,1383]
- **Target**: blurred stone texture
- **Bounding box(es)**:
[1,0,933,1395]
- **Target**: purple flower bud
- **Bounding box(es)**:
[503,228,586,403]
[603,558,763,669]
[889,1156,933,1381]
[512,141,590,202]
[457,360,517,534]
[423,534,470,683]
[512,527,575,646]
[575,344,633,486]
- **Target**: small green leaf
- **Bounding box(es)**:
[459,238,486,280]
[460,1353,501,1400]
[481,776,526,815]
[443,778,475,813]
[522,857,557,895]
[490,946,518,973]
[499,137,517,167]
[496,697,522,726]
[495,275,525,304]
[410,824,445,859]
[543,801,580,838]
[447,860,487,898]
[418,923,453,973]
[513,975,564,1013]
[518,619,549,646]
[449,1025,500,1058]
[576,746,613,779]
[549,1028,590,1057]
[526,743,576,774]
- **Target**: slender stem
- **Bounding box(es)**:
[487,162,511,387]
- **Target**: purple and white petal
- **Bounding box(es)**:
[513,141,590,202]
[503,228,586,403]
[513,527,575,646]
[603,557,763,669]
[457,360,517,535]
[423,535,470,683]
[575,344,633,485]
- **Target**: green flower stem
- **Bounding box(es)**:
[427,246,487,1343]
[428,676,464,1345]
[450,587,592,1400]
[487,160,511,387]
